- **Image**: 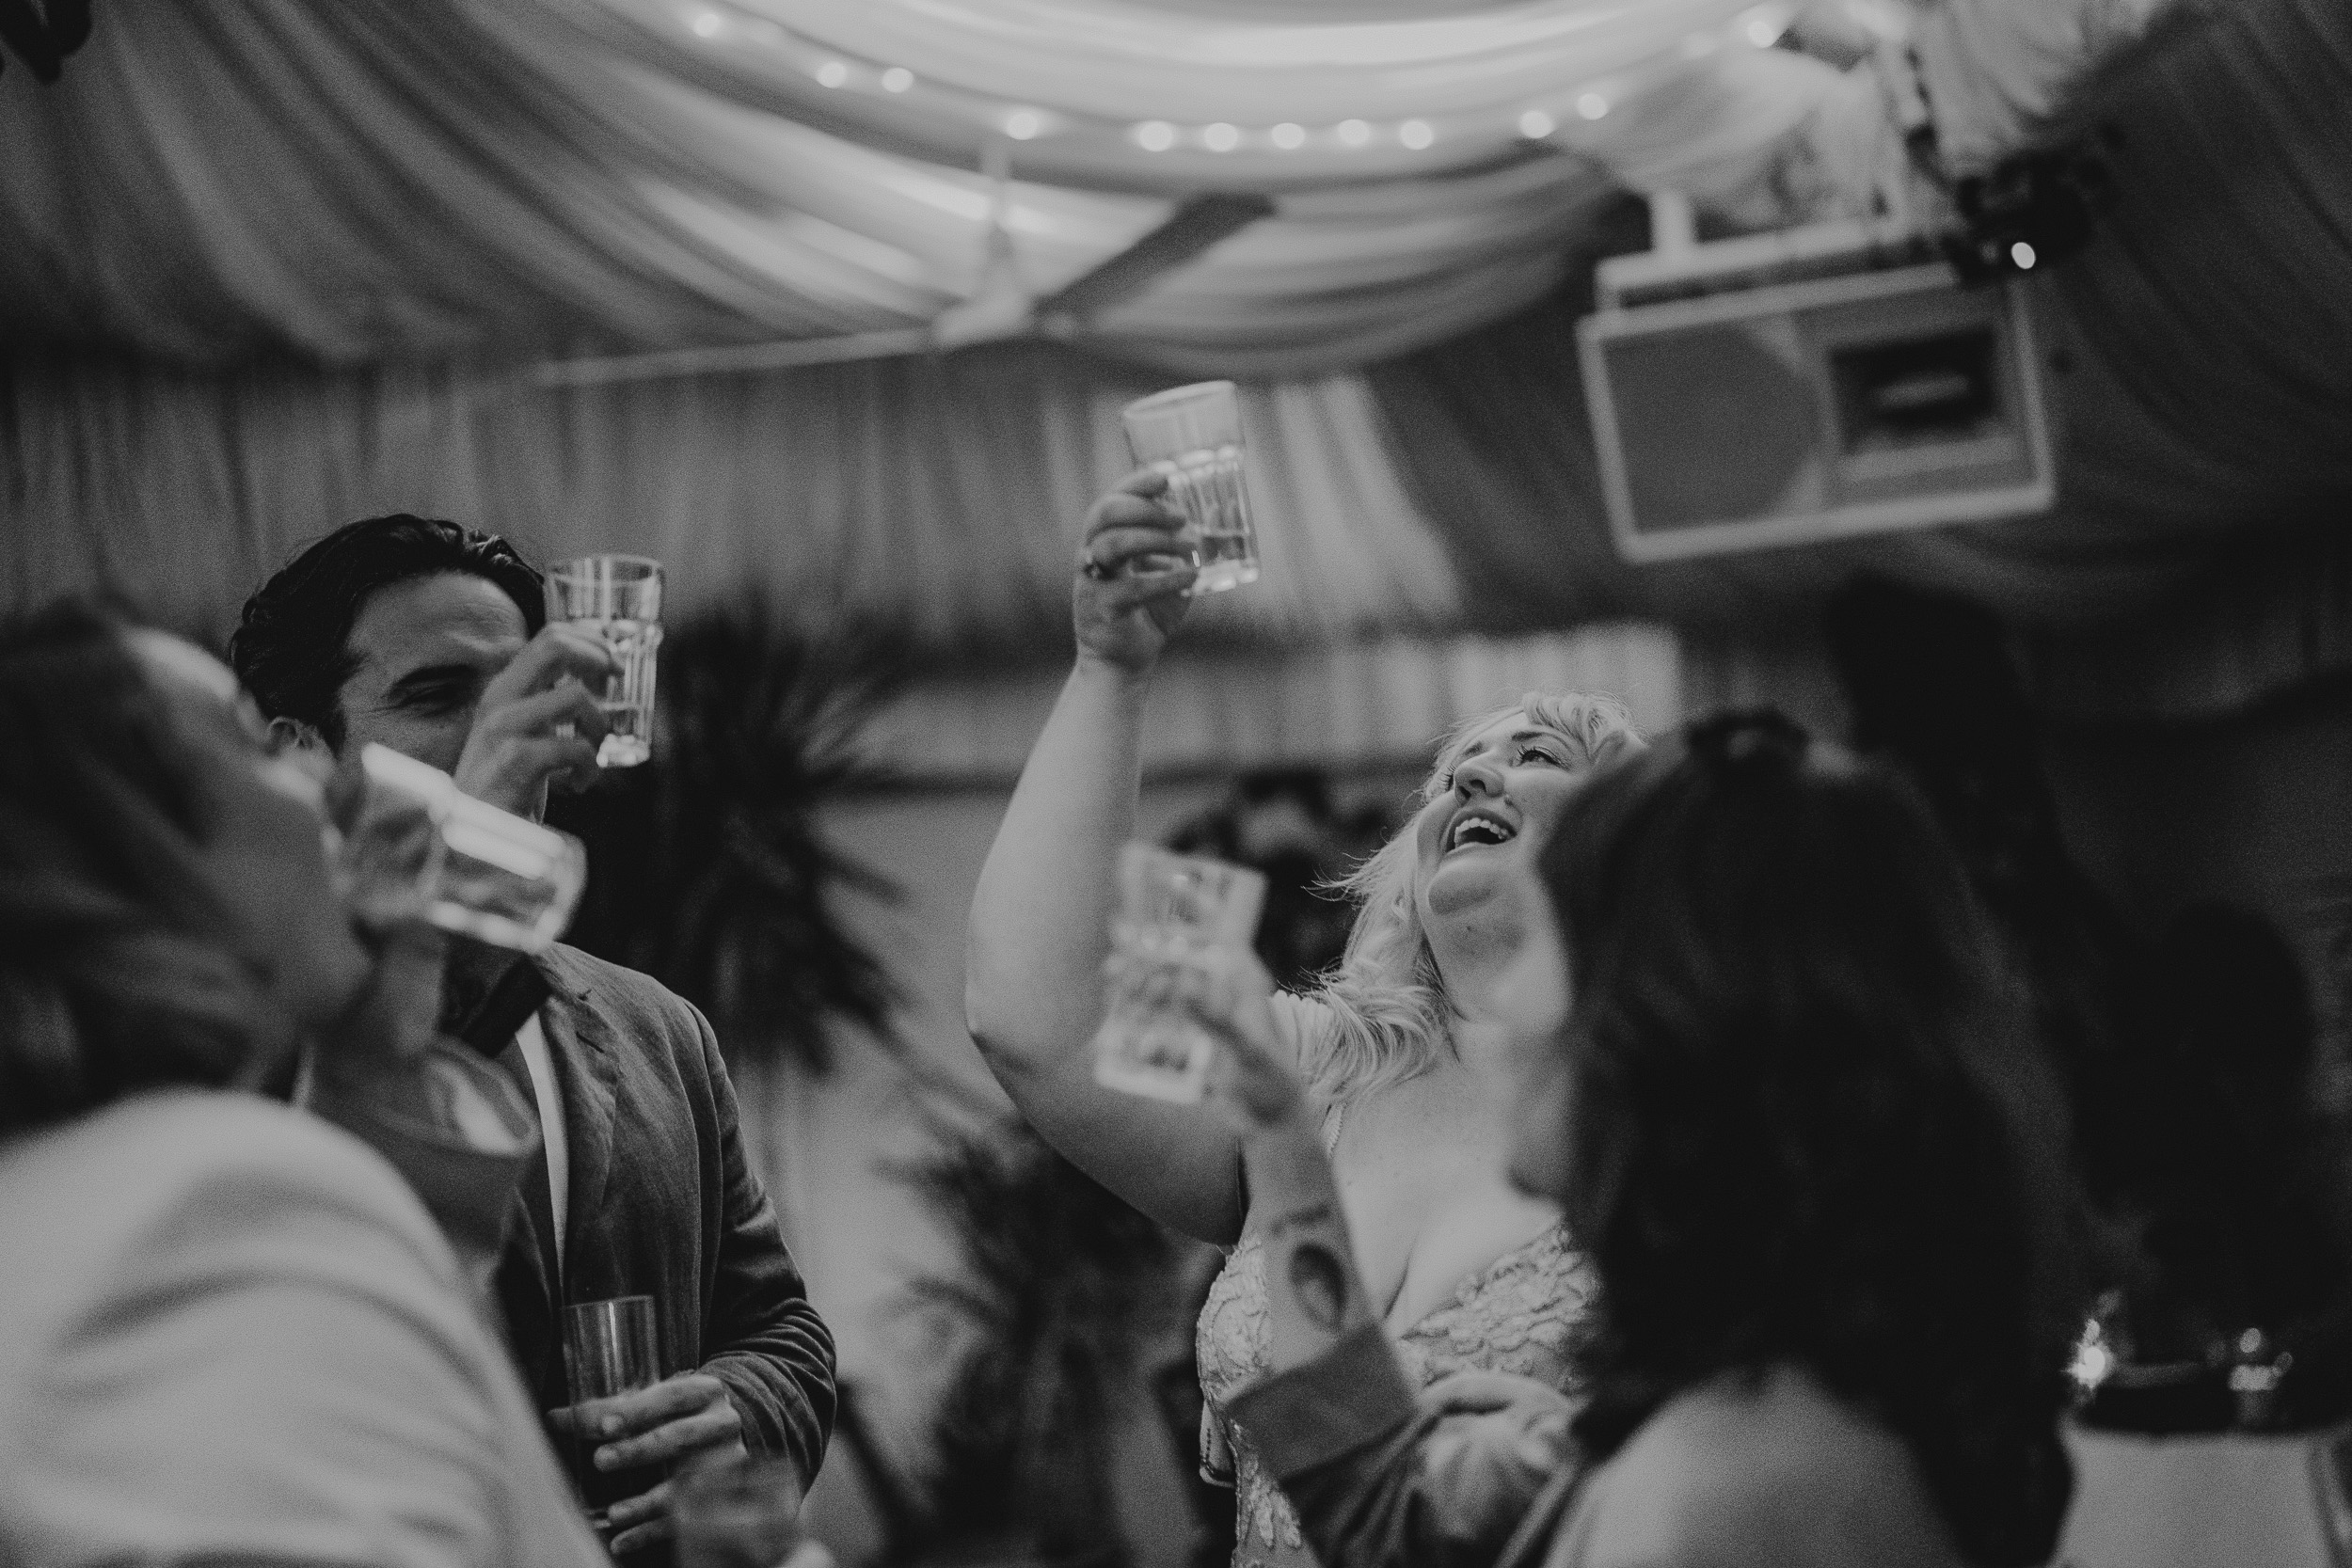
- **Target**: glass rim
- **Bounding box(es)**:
[1120,380,1236,418]
[547,553,663,581]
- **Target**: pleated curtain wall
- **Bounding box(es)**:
[4,0,2351,745]
[0,344,1466,656]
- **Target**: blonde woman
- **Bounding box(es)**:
[966,471,1641,1566]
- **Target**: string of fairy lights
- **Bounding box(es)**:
[675,2,1800,161]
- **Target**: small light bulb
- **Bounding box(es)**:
[1005,109,1043,140]
[1578,92,1611,120]
[690,9,722,38]
[1203,122,1241,152]
[882,67,914,93]
[2010,240,2038,270]
[817,60,848,88]
[1399,119,1435,150]
[1518,109,1556,139]
[1337,119,1373,147]
[1135,120,1177,151]
[1271,122,1307,150]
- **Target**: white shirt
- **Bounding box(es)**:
[515,1012,569,1269]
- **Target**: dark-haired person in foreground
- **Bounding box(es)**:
[0,603,604,1566]
[1147,713,2079,1567]
[232,515,834,1555]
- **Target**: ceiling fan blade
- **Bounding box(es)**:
[532,327,936,388]
[531,191,1274,387]
[1035,193,1276,330]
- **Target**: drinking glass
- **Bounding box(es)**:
[1094,844,1267,1103]
[339,744,585,953]
[545,554,665,768]
[1120,381,1259,594]
[563,1295,666,1528]
[674,1449,804,1568]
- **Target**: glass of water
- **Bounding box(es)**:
[1120,381,1259,594]
[562,1295,667,1531]
[341,744,587,953]
[1095,844,1267,1103]
[545,554,664,768]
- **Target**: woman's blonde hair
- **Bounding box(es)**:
[1295,690,1642,1108]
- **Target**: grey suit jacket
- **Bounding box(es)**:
[487,944,835,1484]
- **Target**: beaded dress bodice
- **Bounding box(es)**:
[1194,1219,1589,1568]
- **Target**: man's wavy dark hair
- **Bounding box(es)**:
[1540,710,2079,1567]
[230,515,544,748]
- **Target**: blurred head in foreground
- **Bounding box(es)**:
[1510,709,2079,1567]
[0,602,361,1138]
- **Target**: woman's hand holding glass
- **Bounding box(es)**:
[1105,943,1311,1137]
[1073,468,1199,677]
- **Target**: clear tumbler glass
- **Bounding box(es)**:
[562,1295,665,1529]
[545,554,665,768]
[1120,382,1259,594]
[338,743,586,954]
[1093,844,1267,1103]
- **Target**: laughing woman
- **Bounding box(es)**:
[964,471,1640,1566]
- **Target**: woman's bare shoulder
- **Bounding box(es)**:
[1574,1368,1965,1567]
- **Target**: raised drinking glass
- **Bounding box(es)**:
[1120,381,1259,594]
[1094,844,1266,1103]
[545,554,665,768]
[339,744,585,953]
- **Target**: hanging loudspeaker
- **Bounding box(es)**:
[1578,221,2056,563]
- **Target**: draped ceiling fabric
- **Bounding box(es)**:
[1,0,2349,721]
[0,344,1469,657]
[0,0,1848,374]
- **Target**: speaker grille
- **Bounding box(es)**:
[1581,265,2052,561]
[1610,324,1819,533]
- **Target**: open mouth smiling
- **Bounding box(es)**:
[1446,807,1518,854]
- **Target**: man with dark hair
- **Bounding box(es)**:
[232,515,835,1557]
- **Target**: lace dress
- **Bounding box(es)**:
[1195,1195,1589,1568]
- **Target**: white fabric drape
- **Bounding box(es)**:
[0,1,1855,373]
[547,0,1821,193]
[0,345,1459,658]
[868,626,1683,781]
[0,0,2223,376]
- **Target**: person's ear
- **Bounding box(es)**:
[267,715,330,756]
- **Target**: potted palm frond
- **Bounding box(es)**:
[882,1109,1197,1568]
[550,605,903,1075]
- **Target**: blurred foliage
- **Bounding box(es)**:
[1164,768,1397,990]
[549,605,904,1074]
[884,1110,1193,1565]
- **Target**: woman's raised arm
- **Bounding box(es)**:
[964,470,1253,1244]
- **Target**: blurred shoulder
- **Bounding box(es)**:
[0,1090,414,1222]
[1576,1367,1963,1568]
[0,1092,449,1355]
